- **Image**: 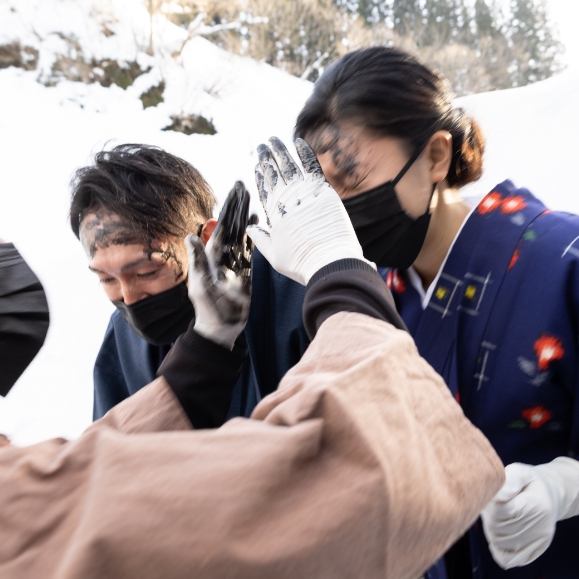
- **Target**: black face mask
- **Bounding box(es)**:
[112,280,194,346]
[342,145,435,269]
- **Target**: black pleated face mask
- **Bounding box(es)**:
[342,144,435,270]
[112,280,194,346]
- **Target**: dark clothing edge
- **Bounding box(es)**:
[157,321,247,429]
[303,259,406,340]
[0,243,50,396]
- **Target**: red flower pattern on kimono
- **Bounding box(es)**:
[508,245,521,271]
[478,192,503,214]
[386,270,406,293]
[522,406,552,429]
[534,335,565,370]
[501,195,527,214]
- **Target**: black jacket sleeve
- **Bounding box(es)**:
[0,243,50,395]
[157,323,247,429]
[303,258,406,339]
[159,258,403,427]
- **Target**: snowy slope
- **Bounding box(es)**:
[0,0,578,444]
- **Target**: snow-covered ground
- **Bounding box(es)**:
[1,0,578,444]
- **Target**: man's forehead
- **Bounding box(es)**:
[80,210,147,258]
[80,209,132,229]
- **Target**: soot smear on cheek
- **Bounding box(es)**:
[81,212,186,281]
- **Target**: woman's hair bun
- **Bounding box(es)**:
[446,111,485,188]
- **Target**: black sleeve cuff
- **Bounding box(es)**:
[0,244,50,396]
[157,323,247,429]
[0,243,24,268]
[303,259,406,340]
[306,258,377,289]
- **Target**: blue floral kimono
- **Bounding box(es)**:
[383,180,579,579]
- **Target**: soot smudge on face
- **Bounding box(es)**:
[308,122,365,188]
[80,211,144,258]
[81,211,185,281]
[146,242,184,282]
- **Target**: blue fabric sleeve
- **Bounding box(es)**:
[93,316,130,420]
[93,311,171,420]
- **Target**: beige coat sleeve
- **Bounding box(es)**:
[0,313,504,579]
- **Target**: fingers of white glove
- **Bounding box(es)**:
[488,505,548,546]
[294,137,326,182]
[255,164,271,216]
[488,540,523,570]
[246,225,274,264]
[483,465,558,571]
[186,234,213,298]
[484,493,528,528]
[495,463,536,503]
[491,533,553,570]
[257,143,283,197]
[483,473,550,535]
[268,136,304,184]
[208,181,244,262]
[506,535,554,568]
[227,181,248,243]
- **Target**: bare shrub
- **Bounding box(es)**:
[0,42,39,71]
[163,113,217,134]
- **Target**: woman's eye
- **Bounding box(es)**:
[99,278,116,285]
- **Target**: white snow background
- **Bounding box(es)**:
[0,0,578,444]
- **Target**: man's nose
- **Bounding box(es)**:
[121,285,149,306]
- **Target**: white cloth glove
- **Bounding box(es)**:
[187,181,253,349]
[246,137,374,286]
[481,458,579,569]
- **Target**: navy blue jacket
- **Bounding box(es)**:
[93,251,309,420]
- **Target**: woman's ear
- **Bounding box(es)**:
[199,218,217,246]
[427,130,453,184]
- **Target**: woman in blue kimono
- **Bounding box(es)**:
[294,46,579,579]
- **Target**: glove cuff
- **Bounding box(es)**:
[535,457,579,520]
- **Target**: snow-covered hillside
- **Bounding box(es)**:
[0,0,578,444]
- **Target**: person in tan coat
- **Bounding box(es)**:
[0,141,504,579]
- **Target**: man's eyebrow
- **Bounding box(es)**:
[119,257,154,272]
[88,257,158,275]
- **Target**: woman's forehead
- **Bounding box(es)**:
[308,124,363,179]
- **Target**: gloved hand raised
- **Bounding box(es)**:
[481,458,579,569]
[187,181,253,349]
[247,137,373,286]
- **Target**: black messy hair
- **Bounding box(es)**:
[70,144,216,239]
[295,46,484,189]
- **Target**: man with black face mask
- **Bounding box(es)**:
[70,144,309,423]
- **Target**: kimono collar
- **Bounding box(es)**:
[407,180,548,385]
[407,206,476,309]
